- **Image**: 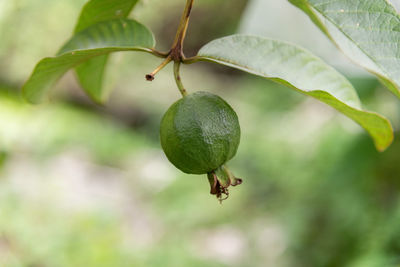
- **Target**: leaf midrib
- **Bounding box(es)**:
[57,46,150,56]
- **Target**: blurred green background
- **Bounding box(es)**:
[0,0,400,266]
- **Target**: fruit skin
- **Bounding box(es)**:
[160,91,240,174]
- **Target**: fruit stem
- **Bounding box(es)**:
[146,56,172,81]
[174,61,187,97]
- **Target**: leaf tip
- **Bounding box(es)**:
[375,133,394,153]
[373,118,394,153]
[20,84,38,104]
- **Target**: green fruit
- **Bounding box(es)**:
[160,91,242,201]
[160,91,240,174]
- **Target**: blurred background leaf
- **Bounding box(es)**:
[74,0,140,103]
[23,19,155,103]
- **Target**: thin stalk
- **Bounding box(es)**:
[146,48,170,58]
[182,56,201,64]
[171,0,194,54]
[144,0,194,97]
[174,61,187,97]
[138,48,170,58]
[146,56,172,81]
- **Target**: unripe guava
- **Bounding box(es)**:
[160,91,242,201]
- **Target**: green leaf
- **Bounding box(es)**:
[22,19,155,104]
[290,0,400,98]
[74,0,139,103]
[196,34,393,151]
[74,0,139,33]
[75,56,109,102]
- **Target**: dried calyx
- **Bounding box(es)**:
[208,165,242,203]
